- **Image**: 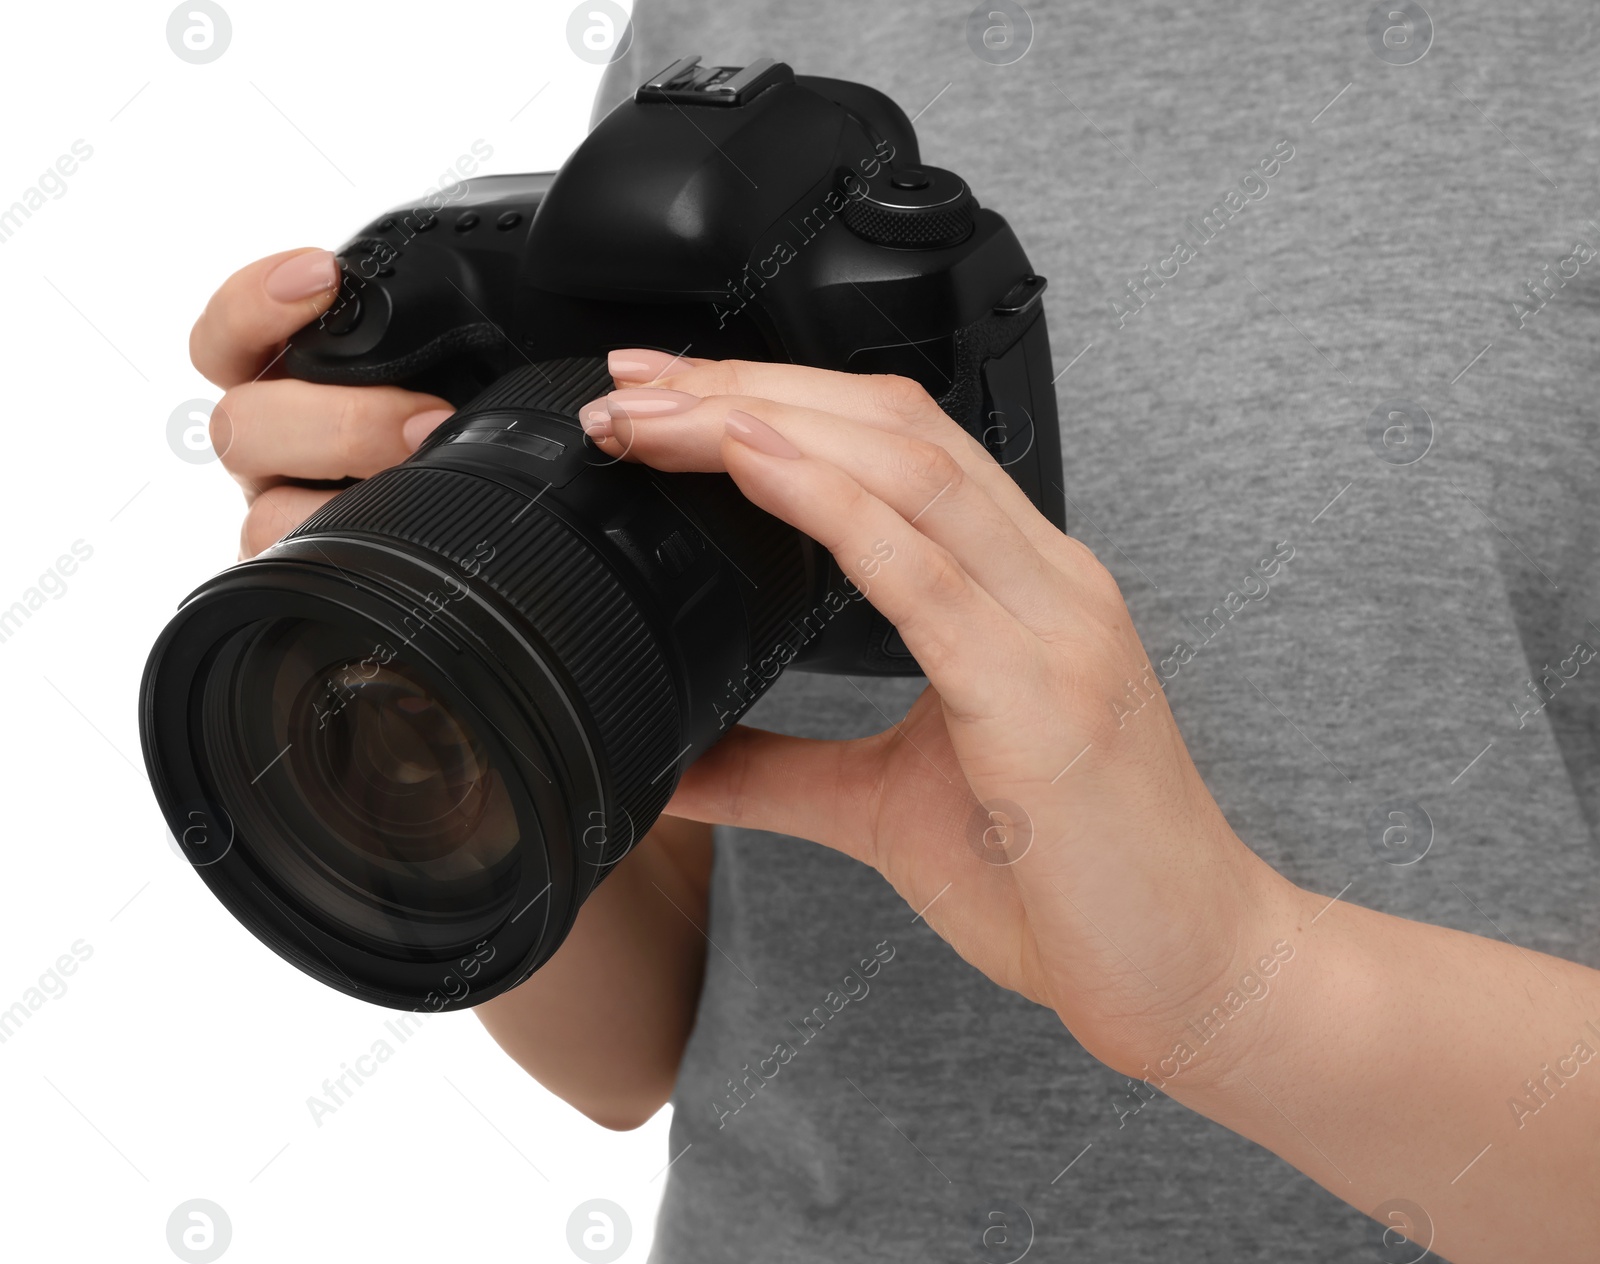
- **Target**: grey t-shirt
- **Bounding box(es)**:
[594,5,1600,1260]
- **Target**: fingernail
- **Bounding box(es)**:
[578,400,614,439]
[402,408,455,451]
[608,348,686,381]
[725,409,801,459]
[606,387,700,417]
[265,249,339,302]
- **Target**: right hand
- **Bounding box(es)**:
[189,247,457,559]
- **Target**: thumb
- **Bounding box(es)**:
[664,724,880,865]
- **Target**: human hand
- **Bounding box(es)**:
[189,247,456,557]
[581,350,1306,1084]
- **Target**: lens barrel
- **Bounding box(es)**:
[141,358,814,1010]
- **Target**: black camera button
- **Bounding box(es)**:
[454,212,480,233]
[654,528,706,578]
[993,275,1048,318]
[317,286,362,336]
[496,211,523,231]
[345,239,396,280]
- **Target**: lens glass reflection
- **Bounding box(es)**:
[204,618,524,952]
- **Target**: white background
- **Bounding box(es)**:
[0,3,674,1260]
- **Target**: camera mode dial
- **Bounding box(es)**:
[842,165,976,249]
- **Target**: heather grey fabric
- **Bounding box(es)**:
[592,6,1600,1260]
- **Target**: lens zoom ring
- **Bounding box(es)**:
[463,357,615,415]
[286,466,680,877]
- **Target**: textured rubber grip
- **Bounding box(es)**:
[460,356,614,415]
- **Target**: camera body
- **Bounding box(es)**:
[287,54,1064,676]
[141,56,1067,1012]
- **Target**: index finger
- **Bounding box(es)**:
[600,353,1068,558]
[614,353,966,440]
[189,247,340,388]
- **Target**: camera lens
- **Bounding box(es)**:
[141,357,817,1010]
[204,618,523,952]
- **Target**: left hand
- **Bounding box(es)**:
[583,351,1304,1082]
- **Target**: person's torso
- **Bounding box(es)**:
[593,5,1600,1260]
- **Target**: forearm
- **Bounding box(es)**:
[473,815,712,1130]
[1169,877,1600,1262]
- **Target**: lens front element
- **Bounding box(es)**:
[205,618,523,954]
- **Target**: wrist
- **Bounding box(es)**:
[1107,839,1314,1101]
[1156,869,1324,1105]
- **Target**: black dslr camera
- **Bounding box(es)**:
[140,56,1064,1011]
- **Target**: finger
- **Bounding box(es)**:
[605,347,709,385]
[191,248,341,388]
[597,390,1073,631]
[597,357,1069,561]
[239,484,338,559]
[612,351,903,419]
[666,725,880,863]
[719,415,1035,722]
[213,378,453,488]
